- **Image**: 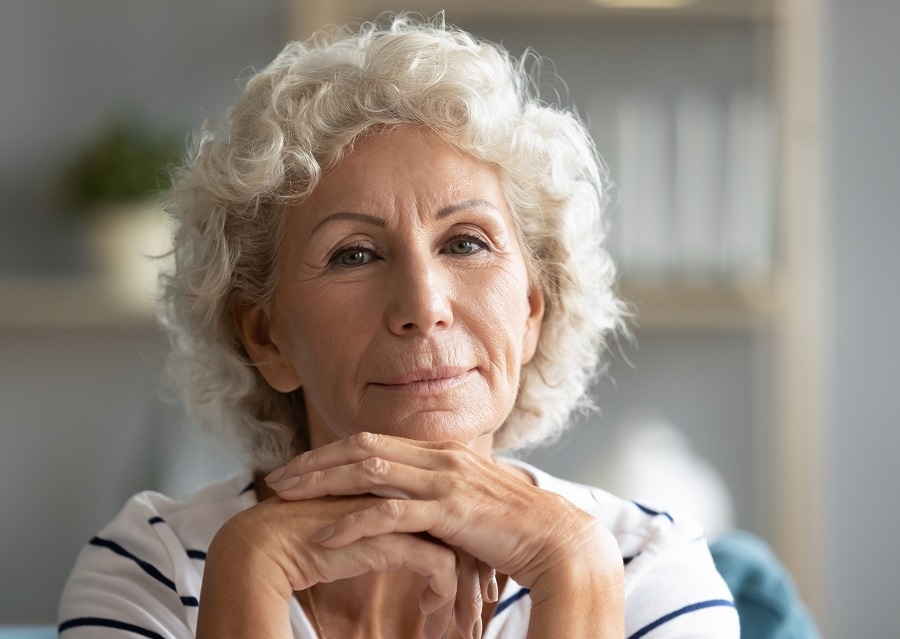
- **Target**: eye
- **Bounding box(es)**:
[330,246,376,267]
[446,234,488,256]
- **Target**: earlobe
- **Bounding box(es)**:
[233,302,302,393]
[522,285,545,364]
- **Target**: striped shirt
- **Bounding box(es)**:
[58,460,738,638]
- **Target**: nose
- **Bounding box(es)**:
[386,255,454,337]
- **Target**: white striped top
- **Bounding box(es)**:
[58,460,738,638]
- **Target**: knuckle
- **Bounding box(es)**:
[378,498,405,521]
[438,545,458,575]
[362,456,389,481]
[306,469,326,486]
[367,551,391,573]
[298,447,318,468]
[443,497,466,522]
[367,544,401,573]
[436,439,464,452]
[439,442,471,470]
[353,431,382,453]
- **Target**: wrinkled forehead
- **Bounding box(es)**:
[287,129,510,226]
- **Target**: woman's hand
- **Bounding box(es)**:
[197,493,465,639]
[265,432,625,638]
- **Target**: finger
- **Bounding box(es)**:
[306,533,458,612]
[266,432,466,486]
[423,601,453,639]
[453,550,483,639]
[315,499,518,580]
[315,498,455,548]
[478,561,498,604]
[269,455,427,501]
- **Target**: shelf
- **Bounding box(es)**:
[0,278,159,331]
[286,0,774,42]
[296,0,774,24]
[618,278,776,331]
[0,276,775,332]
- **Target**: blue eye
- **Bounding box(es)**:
[447,235,487,255]
[331,246,375,267]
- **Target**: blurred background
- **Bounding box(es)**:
[1,0,897,635]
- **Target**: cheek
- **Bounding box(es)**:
[278,287,370,380]
[469,272,533,368]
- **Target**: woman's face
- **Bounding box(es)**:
[238,128,543,454]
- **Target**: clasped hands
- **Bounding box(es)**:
[232,432,620,638]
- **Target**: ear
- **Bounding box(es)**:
[233,302,302,393]
[521,284,545,365]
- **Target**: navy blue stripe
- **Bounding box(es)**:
[493,587,530,616]
[59,617,165,638]
[627,599,735,639]
[90,536,201,607]
[89,537,177,592]
[148,517,208,562]
[632,501,675,524]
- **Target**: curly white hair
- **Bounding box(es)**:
[160,13,624,471]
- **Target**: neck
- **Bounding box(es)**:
[304,570,509,639]
[306,571,433,638]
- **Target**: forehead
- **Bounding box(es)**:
[295,128,508,220]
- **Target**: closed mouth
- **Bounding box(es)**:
[372,367,475,390]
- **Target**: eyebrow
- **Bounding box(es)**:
[311,211,385,235]
[436,198,503,219]
[311,199,503,235]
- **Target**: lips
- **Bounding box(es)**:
[373,366,474,387]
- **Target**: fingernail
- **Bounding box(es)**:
[486,574,498,603]
[269,475,302,492]
[472,617,483,639]
[312,525,335,543]
[265,466,286,484]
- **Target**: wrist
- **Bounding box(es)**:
[204,510,295,600]
[196,514,295,638]
[527,518,624,604]
[524,520,625,639]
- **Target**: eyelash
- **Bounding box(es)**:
[329,244,375,268]
[327,232,491,268]
[445,232,490,255]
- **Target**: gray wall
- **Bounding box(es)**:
[0,0,278,622]
[0,0,284,275]
[823,0,900,635]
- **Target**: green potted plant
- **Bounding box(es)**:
[61,115,181,309]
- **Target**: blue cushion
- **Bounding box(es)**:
[711,531,822,639]
[0,627,56,639]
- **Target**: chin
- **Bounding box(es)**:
[369,412,496,448]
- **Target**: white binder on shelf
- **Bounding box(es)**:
[722,90,777,283]
[616,92,673,283]
[674,90,727,283]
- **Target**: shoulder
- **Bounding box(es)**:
[58,471,256,638]
[505,459,739,638]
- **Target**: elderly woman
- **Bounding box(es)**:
[59,15,738,639]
